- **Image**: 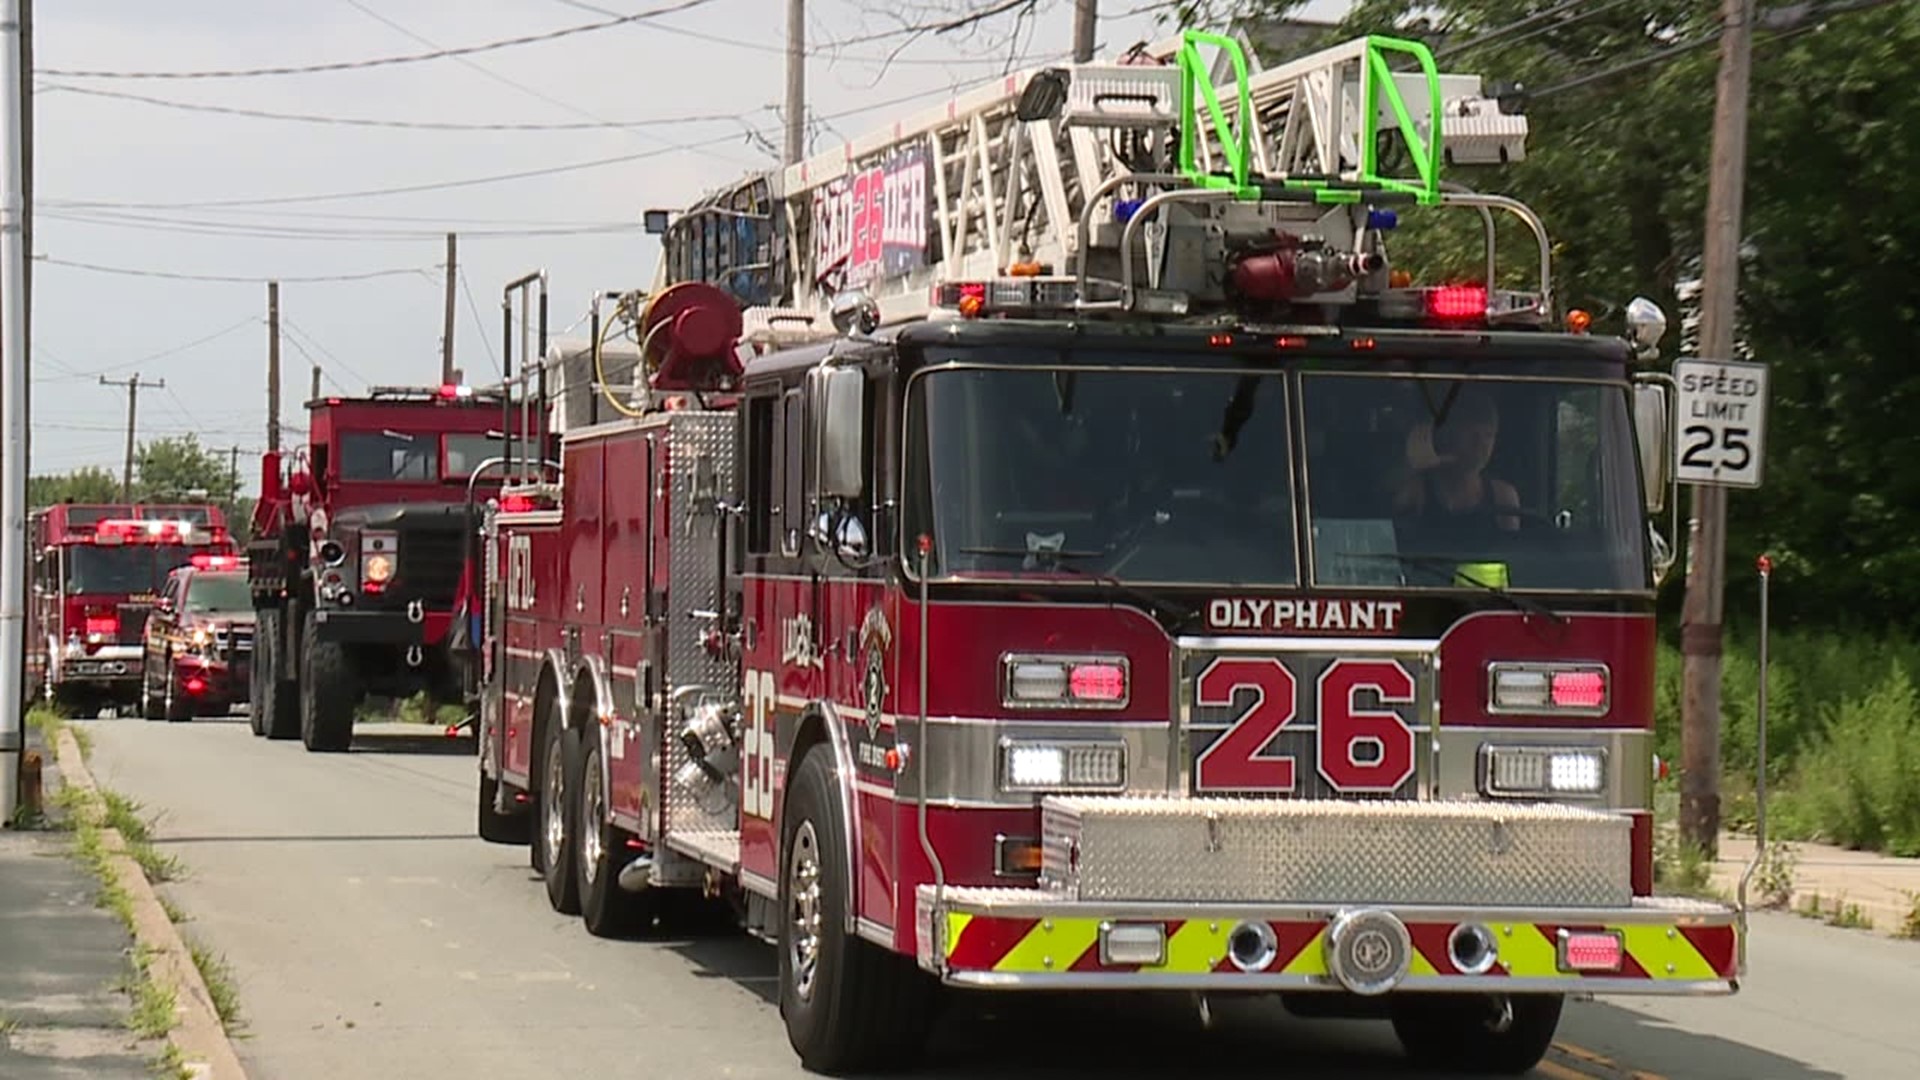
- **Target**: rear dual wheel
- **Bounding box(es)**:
[537,719,581,916]
[574,739,657,938]
[1390,992,1563,1075]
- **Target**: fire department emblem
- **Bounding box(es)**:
[859,607,892,739]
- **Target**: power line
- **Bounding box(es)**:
[47,80,972,212]
[38,82,759,132]
[41,208,639,242]
[339,0,753,169]
[29,316,262,383]
[279,318,376,392]
[37,257,432,284]
[548,0,1071,66]
[456,268,501,377]
[37,0,723,80]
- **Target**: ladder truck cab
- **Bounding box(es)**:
[248,383,533,751]
[477,31,1739,1075]
[26,502,237,712]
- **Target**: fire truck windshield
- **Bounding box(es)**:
[339,431,438,481]
[907,365,1299,586]
[184,572,251,614]
[65,545,175,596]
[444,433,509,479]
[1300,373,1649,593]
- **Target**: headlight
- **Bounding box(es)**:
[363,554,395,584]
[998,739,1126,792]
[1479,745,1608,798]
[1001,654,1129,709]
[1487,662,1609,715]
[190,628,211,648]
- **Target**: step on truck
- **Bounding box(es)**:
[248,382,531,751]
[475,30,1747,1075]
[26,502,238,713]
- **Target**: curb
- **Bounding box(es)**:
[52,727,250,1080]
[1709,864,1916,940]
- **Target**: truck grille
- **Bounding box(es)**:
[1178,642,1436,800]
[216,624,254,657]
[397,526,466,606]
[116,604,151,645]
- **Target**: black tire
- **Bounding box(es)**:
[163,663,191,723]
[298,613,359,752]
[779,747,936,1073]
[256,609,300,740]
[575,738,656,938]
[537,719,581,916]
[478,770,532,845]
[247,631,267,736]
[141,666,165,721]
[1390,993,1564,1075]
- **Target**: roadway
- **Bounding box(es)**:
[76,713,1920,1080]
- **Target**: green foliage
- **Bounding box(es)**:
[1176,1,1920,626]
[136,434,239,505]
[29,465,121,506]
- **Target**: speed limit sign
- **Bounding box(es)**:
[1673,358,1769,488]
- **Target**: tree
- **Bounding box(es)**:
[1169,0,1920,627]
[28,466,120,507]
[136,434,237,504]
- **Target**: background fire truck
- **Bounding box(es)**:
[247,383,529,752]
[475,30,1744,1075]
[26,502,238,712]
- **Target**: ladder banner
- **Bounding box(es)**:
[811,146,930,288]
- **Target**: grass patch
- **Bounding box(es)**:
[26,703,91,758]
[100,791,185,884]
[1899,893,1920,941]
[159,896,188,925]
[187,939,242,1032]
[151,1041,194,1080]
[123,946,177,1039]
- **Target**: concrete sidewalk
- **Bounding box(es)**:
[0,725,157,1079]
[1713,831,1920,937]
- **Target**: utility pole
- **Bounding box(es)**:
[1679,0,1755,856]
[99,373,163,503]
[1,0,30,826]
[310,365,320,401]
[1072,0,1097,62]
[267,281,280,453]
[784,0,804,164]
[441,232,457,385]
[227,445,239,502]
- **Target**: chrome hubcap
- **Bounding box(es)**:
[543,736,565,858]
[787,820,823,1002]
[580,750,603,886]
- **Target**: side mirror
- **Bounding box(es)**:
[1632,380,1672,514]
[829,290,881,336]
[808,365,865,501]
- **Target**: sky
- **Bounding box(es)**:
[25,0,1351,490]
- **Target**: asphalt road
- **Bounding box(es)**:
[75,713,1920,1080]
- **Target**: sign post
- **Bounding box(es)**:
[1673,358,1769,489]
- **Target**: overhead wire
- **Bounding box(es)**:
[37,0,723,80]
[37,82,761,132]
[456,268,502,377]
[48,78,980,213]
[39,208,639,242]
[37,257,433,284]
[547,0,1067,67]
[338,0,754,169]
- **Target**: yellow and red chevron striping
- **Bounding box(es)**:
[942,912,1738,982]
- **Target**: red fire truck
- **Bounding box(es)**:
[475,32,1742,1074]
[26,502,238,711]
[247,382,532,751]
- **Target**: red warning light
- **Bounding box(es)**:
[1426,285,1488,320]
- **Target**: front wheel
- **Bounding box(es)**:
[779,747,935,1073]
[163,662,191,723]
[1390,993,1563,1075]
[255,609,299,740]
[298,613,358,752]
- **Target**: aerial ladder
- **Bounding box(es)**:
[637,30,1545,378]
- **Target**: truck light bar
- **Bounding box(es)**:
[189,554,245,570]
[932,277,1081,319]
[90,518,206,545]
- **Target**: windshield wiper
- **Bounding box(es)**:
[957,546,1196,627]
[1336,551,1566,625]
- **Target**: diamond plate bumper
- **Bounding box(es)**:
[915,886,1740,995]
[1041,795,1633,908]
